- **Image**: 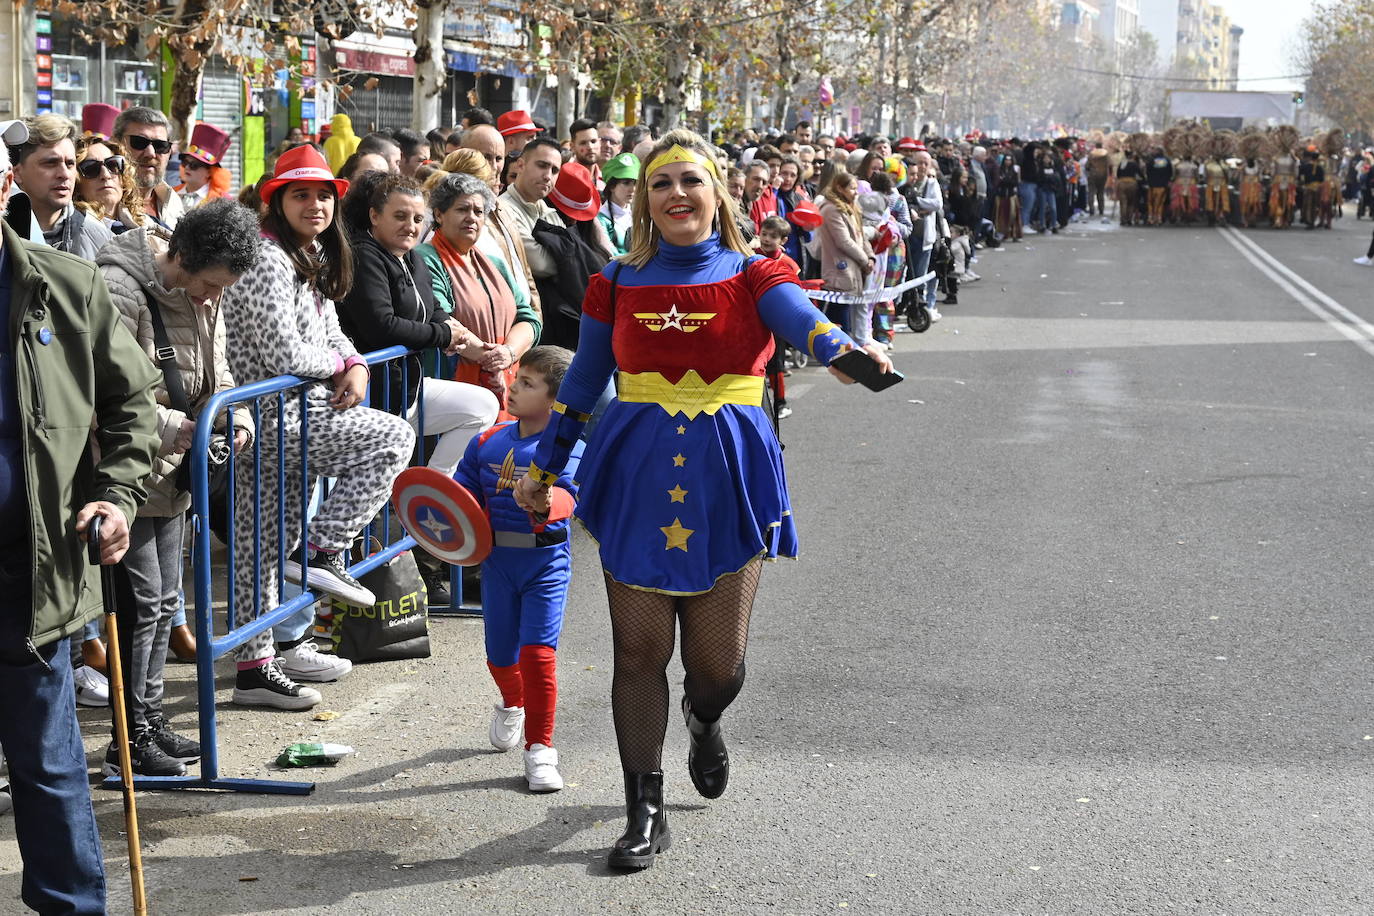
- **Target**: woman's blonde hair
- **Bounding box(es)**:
[74,136,145,227]
[821,167,860,226]
[424,148,492,193]
[622,128,752,268]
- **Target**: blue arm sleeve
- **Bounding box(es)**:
[757,281,858,366]
[530,315,616,481]
[452,433,486,508]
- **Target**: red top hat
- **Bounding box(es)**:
[259,144,349,205]
[786,199,823,231]
[896,136,919,151]
[497,110,538,137]
[548,161,598,222]
[81,104,119,141]
[183,122,231,166]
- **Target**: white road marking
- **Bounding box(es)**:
[1217,226,1374,357]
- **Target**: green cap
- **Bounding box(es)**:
[601,151,641,182]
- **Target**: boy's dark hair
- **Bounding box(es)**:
[462,107,495,127]
[522,138,563,159]
[391,127,427,159]
[758,143,783,163]
[520,345,575,395]
[868,171,894,193]
[759,215,791,238]
[569,117,597,137]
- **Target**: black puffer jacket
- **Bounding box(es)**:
[337,233,451,413]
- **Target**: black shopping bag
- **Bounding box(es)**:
[329,546,431,662]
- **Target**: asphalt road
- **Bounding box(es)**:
[4,210,1373,915]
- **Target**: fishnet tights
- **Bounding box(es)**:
[604,559,763,773]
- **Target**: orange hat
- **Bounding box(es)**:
[497,110,538,137]
[81,104,119,141]
[183,122,231,166]
[549,161,598,222]
[259,144,348,205]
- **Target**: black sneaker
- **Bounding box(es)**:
[232,659,321,711]
[147,715,200,763]
[285,550,376,607]
[102,728,186,778]
[421,571,452,608]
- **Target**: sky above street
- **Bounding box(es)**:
[1227,0,1313,91]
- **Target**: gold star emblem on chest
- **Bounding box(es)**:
[487,448,528,492]
[632,304,717,333]
[667,485,687,503]
[660,518,694,551]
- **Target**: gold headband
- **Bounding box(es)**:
[645,144,721,181]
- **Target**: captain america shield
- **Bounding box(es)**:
[392,467,493,566]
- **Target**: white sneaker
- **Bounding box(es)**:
[1354,256,1372,266]
[964,271,981,282]
[489,703,525,751]
[523,743,563,793]
[74,665,109,707]
[278,640,352,683]
[927,307,943,322]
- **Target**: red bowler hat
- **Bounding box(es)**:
[183,122,231,166]
[896,136,920,151]
[259,144,349,205]
[497,109,538,137]
[549,161,598,222]
[786,198,823,231]
[81,103,119,141]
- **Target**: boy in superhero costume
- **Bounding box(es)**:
[452,346,582,792]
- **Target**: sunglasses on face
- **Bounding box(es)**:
[182,157,208,171]
[125,134,172,155]
[76,156,127,179]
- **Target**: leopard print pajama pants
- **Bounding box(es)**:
[231,385,415,662]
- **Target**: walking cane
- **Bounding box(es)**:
[88,515,148,916]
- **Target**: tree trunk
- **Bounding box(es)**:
[412,0,449,132]
[775,25,795,131]
[662,27,691,131]
[554,33,578,140]
[167,0,210,143]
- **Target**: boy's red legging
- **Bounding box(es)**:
[486,644,558,749]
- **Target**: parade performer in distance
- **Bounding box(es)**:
[1115,154,1143,227]
[1170,154,1199,225]
[514,129,894,870]
[1203,153,1230,227]
[177,122,232,211]
[453,346,582,793]
[1144,146,1173,226]
[1236,130,1266,228]
[1268,128,1300,229]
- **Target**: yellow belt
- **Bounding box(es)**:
[618,370,764,419]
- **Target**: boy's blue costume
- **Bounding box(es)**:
[454,421,583,668]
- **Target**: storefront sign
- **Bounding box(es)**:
[334,45,415,77]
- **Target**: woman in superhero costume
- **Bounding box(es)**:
[514,129,893,870]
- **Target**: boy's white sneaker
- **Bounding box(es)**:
[928,306,943,322]
[489,703,525,751]
[523,743,563,793]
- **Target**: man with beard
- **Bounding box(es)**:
[113,106,184,230]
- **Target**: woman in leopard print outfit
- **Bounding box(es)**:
[219,146,415,710]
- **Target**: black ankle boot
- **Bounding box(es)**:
[608,771,671,870]
[682,697,729,799]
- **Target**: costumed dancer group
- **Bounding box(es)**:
[1099,122,1348,231]
[399,129,895,869]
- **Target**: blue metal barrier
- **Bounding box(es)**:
[109,346,474,794]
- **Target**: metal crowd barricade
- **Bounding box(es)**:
[109,346,471,794]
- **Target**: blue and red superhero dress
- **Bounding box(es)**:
[529,235,858,595]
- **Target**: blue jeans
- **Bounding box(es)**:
[0,564,106,913]
[1018,181,1038,226]
[1037,187,1058,228]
